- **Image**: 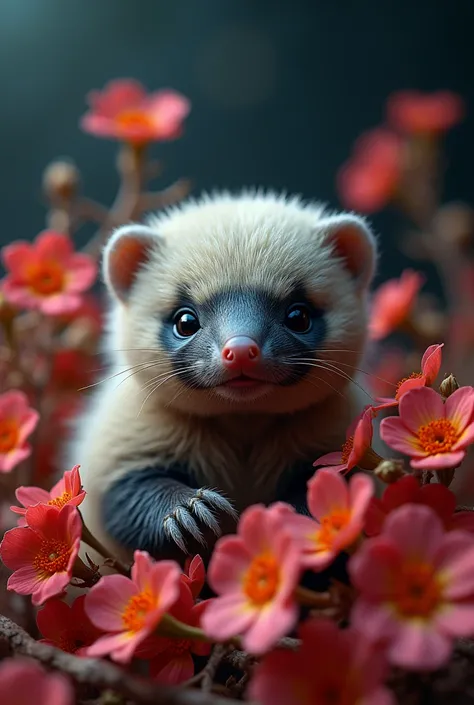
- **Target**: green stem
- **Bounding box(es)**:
[79,512,131,577]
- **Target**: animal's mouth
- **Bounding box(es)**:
[222,375,265,389]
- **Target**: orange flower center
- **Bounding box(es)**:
[48,491,72,509]
[395,372,423,399]
[316,509,351,551]
[417,419,459,455]
[33,538,72,575]
[115,109,155,131]
[0,418,19,453]
[341,436,354,463]
[243,552,280,606]
[26,260,65,296]
[394,561,443,618]
[121,590,155,633]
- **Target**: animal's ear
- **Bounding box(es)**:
[319,214,377,292]
[103,224,161,302]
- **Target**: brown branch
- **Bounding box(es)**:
[137,178,192,214]
[0,614,249,705]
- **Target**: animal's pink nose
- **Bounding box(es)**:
[221,336,260,369]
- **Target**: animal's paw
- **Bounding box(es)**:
[163,488,238,554]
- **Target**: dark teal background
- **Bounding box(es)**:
[0,0,473,286]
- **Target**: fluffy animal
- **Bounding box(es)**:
[70,191,377,563]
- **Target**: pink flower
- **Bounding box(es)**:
[369,269,425,341]
[249,618,394,705]
[0,504,82,605]
[313,406,377,474]
[287,470,374,570]
[148,582,211,685]
[365,474,474,536]
[201,503,301,655]
[0,390,39,473]
[337,128,402,213]
[37,596,103,655]
[0,659,73,705]
[373,343,443,412]
[84,550,181,664]
[182,554,206,600]
[81,78,190,144]
[381,386,474,470]
[1,231,97,315]
[11,464,86,526]
[387,90,464,134]
[350,504,474,670]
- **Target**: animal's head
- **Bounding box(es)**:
[102,192,377,415]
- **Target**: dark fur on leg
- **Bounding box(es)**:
[102,466,238,562]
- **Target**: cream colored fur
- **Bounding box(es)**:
[69,191,377,558]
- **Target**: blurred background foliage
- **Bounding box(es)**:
[0,0,473,287]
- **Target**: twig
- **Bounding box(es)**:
[0,614,248,705]
[184,644,229,691]
[137,178,192,214]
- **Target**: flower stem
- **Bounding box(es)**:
[79,512,131,577]
[294,585,333,608]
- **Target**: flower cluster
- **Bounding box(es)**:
[338,90,464,214]
[1,79,474,705]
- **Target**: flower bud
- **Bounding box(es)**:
[439,374,459,399]
[42,159,80,202]
[373,459,406,484]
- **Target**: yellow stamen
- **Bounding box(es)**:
[26,261,65,296]
[33,539,71,574]
[0,419,19,453]
[394,561,443,618]
[315,509,351,551]
[341,436,354,463]
[121,590,155,633]
[48,491,72,509]
[417,419,458,455]
[395,372,423,399]
[243,552,280,606]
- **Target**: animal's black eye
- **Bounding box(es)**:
[284,304,312,333]
[173,309,200,338]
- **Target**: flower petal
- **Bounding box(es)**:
[243,602,298,655]
[388,622,452,671]
[201,594,256,642]
[382,504,444,561]
[398,386,445,433]
[445,386,474,433]
[410,451,465,470]
[380,417,425,457]
[307,470,349,520]
[207,536,251,595]
[85,575,137,631]
[421,344,443,386]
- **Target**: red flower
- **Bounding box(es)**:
[81,79,190,144]
[249,618,394,705]
[373,343,443,413]
[369,269,425,341]
[148,582,211,685]
[1,231,97,315]
[0,659,73,705]
[37,596,103,655]
[0,504,82,605]
[337,128,402,213]
[0,390,39,473]
[365,474,474,536]
[182,555,205,599]
[11,464,86,527]
[387,90,464,135]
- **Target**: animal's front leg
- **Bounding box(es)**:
[102,466,238,561]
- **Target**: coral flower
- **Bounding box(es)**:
[337,128,402,213]
[313,406,378,474]
[11,464,86,526]
[81,78,190,144]
[201,503,301,655]
[0,504,82,605]
[37,596,103,655]
[369,269,425,341]
[148,582,211,685]
[373,343,443,412]
[350,504,474,670]
[387,90,464,134]
[287,470,374,570]
[0,659,73,705]
[249,618,394,705]
[85,550,181,664]
[0,390,39,473]
[182,554,206,600]
[365,474,474,536]
[381,386,474,470]
[1,231,97,315]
